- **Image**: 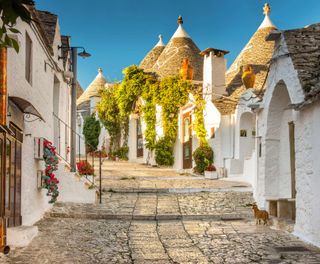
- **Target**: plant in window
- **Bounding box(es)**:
[42,139,59,203]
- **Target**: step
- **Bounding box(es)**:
[48,211,251,221]
[102,186,253,194]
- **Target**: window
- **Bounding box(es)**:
[240,129,247,137]
[210,127,216,139]
[183,117,190,142]
[25,32,32,84]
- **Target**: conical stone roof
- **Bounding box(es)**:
[152,16,203,81]
[215,3,277,115]
[140,35,165,72]
[77,68,107,105]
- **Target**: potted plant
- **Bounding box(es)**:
[76,160,95,182]
[204,164,218,179]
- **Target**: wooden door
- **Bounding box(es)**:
[1,126,22,227]
[4,137,12,223]
[182,113,192,169]
[136,118,143,158]
[0,132,4,218]
[288,122,296,198]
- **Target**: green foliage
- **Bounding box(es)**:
[192,145,214,174]
[157,76,192,144]
[117,65,145,119]
[83,114,101,152]
[154,137,174,166]
[114,146,129,160]
[154,76,192,165]
[141,75,158,150]
[98,65,208,168]
[193,89,208,146]
[0,0,34,51]
[97,84,121,152]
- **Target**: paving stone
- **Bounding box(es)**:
[2,161,320,263]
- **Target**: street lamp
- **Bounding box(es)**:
[58,45,91,171]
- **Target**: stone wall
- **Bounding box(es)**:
[294,100,320,247]
[256,35,320,247]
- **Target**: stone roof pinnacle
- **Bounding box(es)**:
[155,34,165,47]
[171,15,190,39]
[263,3,271,16]
[258,3,276,29]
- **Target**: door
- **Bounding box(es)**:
[182,113,192,169]
[288,122,296,198]
[2,125,22,227]
[136,118,143,158]
[0,133,4,218]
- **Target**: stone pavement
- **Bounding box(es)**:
[48,192,254,220]
[1,191,320,264]
[99,161,251,192]
[1,162,320,263]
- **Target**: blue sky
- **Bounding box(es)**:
[36,0,320,89]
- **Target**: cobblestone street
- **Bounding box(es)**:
[1,162,320,264]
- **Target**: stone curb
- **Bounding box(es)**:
[48,212,251,221]
[103,187,252,194]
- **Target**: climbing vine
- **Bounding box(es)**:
[157,76,192,144]
[97,64,209,166]
[141,75,158,150]
[192,87,208,146]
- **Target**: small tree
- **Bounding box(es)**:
[96,84,122,154]
[83,114,101,152]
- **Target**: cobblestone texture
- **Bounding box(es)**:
[99,161,250,192]
[1,162,320,263]
[48,192,254,221]
[2,217,320,263]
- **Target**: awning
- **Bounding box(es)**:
[8,96,45,122]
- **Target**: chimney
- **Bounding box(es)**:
[201,48,229,101]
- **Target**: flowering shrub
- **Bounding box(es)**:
[43,139,59,203]
[193,145,214,174]
[77,160,94,176]
[206,164,216,171]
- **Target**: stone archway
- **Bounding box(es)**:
[264,80,295,198]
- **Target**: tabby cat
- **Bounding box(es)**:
[252,203,269,225]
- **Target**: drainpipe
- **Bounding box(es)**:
[0,48,10,255]
[0,48,7,126]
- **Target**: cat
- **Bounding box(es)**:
[252,203,269,225]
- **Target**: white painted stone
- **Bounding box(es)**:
[255,33,320,247]
[7,226,38,247]
[171,24,190,39]
[57,163,96,203]
[155,34,165,47]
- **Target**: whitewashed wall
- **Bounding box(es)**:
[293,101,320,247]
[7,18,70,225]
[256,34,320,247]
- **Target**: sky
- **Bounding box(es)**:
[36,0,320,89]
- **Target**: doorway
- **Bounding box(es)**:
[182,112,192,169]
[136,118,143,158]
[0,124,22,227]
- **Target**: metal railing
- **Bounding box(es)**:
[53,113,103,203]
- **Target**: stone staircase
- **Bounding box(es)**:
[56,162,97,204]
